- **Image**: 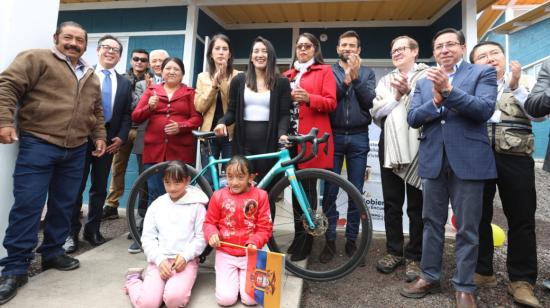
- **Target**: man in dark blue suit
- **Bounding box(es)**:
[400,28,497,307]
[64,35,132,253]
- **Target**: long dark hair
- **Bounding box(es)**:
[163,161,190,183]
[206,34,234,80]
[246,36,279,92]
[293,32,325,65]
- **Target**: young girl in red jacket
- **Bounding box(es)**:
[203,155,272,306]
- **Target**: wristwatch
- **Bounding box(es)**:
[440,87,451,98]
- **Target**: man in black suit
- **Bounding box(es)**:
[64,34,132,253]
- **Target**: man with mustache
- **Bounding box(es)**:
[0,21,106,304]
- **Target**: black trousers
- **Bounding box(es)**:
[476,151,538,284]
[378,135,424,261]
[70,139,113,237]
[243,121,272,182]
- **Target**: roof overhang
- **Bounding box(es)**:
[60,0,495,29]
[490,0,550,33]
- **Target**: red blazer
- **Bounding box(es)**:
[283,64,337,169]
[132,83,202,164]
[203,186,272,257]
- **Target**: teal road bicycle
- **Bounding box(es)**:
[126,128,372,281]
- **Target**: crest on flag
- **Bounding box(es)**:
[245,248,285,308]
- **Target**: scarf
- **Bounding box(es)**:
[290,58,315,89]
[371,63,429,189]
[288,58,315,135]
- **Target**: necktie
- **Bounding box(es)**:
[102,70,112,123]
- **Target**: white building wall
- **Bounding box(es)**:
[0,0,60,261]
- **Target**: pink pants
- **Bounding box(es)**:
[215,250,256,306]
[126,259,199,308]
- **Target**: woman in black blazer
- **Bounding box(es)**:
[214,36,291,181]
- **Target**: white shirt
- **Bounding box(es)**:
[488,76,546,123]
[141,186,208,265]
[95,65,118,114]
[244,87,271,121]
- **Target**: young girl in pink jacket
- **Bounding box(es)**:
[203,155,273,306]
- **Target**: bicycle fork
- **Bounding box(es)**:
[286,169,316,230]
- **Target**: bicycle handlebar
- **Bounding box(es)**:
[281,128,329,167]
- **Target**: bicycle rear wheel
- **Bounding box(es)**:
[267,168,372,281]
[126,162,213,246]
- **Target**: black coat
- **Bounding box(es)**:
[218,73,291,156]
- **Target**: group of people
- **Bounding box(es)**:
[0,19,549,308]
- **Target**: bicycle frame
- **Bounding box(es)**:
[193,147,317,229]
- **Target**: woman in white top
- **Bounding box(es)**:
[214,36,291,181]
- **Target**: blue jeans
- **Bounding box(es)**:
[0,133,86,275]
[144,163,166,206]
[322,132,369,241]
[200,137,232,186]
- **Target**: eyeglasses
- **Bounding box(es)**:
[132,57,149,63]
[296,43,313,51]
[434,41,461,51]
[99,44,121,53]
[475,49,502,62]
[391,46,411,56]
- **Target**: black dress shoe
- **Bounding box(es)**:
[83,232,106,246]
[345,240,357,257]
[0,275,28,305]
[63,235,79,254]
[42,254,79,271]
[319,240,336,263]
[102,205,119,220]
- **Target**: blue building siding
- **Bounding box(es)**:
[429,2,462,39]
[483,16,550,159]
[226,28,294,59]
[508,18,550,66]
[197,9,225,38]
[58,6,187,33]
[301,27,436,59]
[127,35,185,63]
[533,122,550,159]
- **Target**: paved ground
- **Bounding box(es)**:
[301,165,550,308]
[5,230,303,308]
[10,163,550,308]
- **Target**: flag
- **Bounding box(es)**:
[245,248,285,308]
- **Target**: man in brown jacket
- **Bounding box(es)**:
[0,21,106,305]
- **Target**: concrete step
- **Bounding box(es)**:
[3,233,303,308]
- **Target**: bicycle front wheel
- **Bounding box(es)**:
[126,162,213,246]
[267,168,372,281]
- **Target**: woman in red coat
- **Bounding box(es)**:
[132,57,202,203]
[282,33,337,261]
